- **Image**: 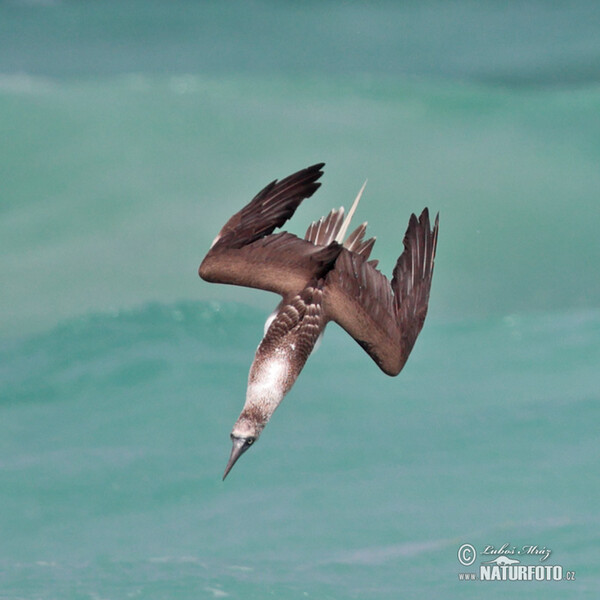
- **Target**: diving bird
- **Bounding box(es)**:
[199,163,439,479]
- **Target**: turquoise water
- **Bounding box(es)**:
[2,2,600,598]
[1,303,599,597]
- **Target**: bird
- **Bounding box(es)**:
[198,163,439,479]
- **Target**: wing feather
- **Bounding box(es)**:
[304,208,345,246]
[200,164,439,373]
[211,163,325,250]
[324,209,438,375]
[199,164,343,297]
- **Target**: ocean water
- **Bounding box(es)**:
[1,303,599,598]
[1,1,600,598]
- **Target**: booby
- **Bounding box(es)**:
[199,163,439,479]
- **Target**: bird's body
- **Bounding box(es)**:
[199,163,439,479]
[235,284,325,437]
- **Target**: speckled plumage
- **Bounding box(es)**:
[198,163,439,479]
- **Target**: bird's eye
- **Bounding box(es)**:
[246,438,254,446]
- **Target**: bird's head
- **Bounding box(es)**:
[222,413,264,480]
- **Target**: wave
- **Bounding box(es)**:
[1,299,598,598]
[0,301,262,405]
[2,299,599,405]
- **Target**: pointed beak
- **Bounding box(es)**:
[222,437,247,480]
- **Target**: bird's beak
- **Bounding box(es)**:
[223,437,247,480]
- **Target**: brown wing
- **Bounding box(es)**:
[343,223,376,260]
[304,208,345,246]
[199,163,342,297]
[323,209,439,376]
[305,208,376,259]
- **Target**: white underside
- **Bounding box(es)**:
[247,356,287,397]
[263,309,278,337]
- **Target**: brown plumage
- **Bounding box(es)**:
[198,163,439,479]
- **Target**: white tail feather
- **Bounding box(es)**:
[335,180,367,243]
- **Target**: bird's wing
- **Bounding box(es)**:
[304,208,345,246]
[323,209,439,376]
[305,209,376,259]
[199,163,342,297]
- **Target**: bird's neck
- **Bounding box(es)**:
[241,351,291,426]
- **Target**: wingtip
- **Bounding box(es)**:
[303,162,326,187]
[416,207,439,233]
